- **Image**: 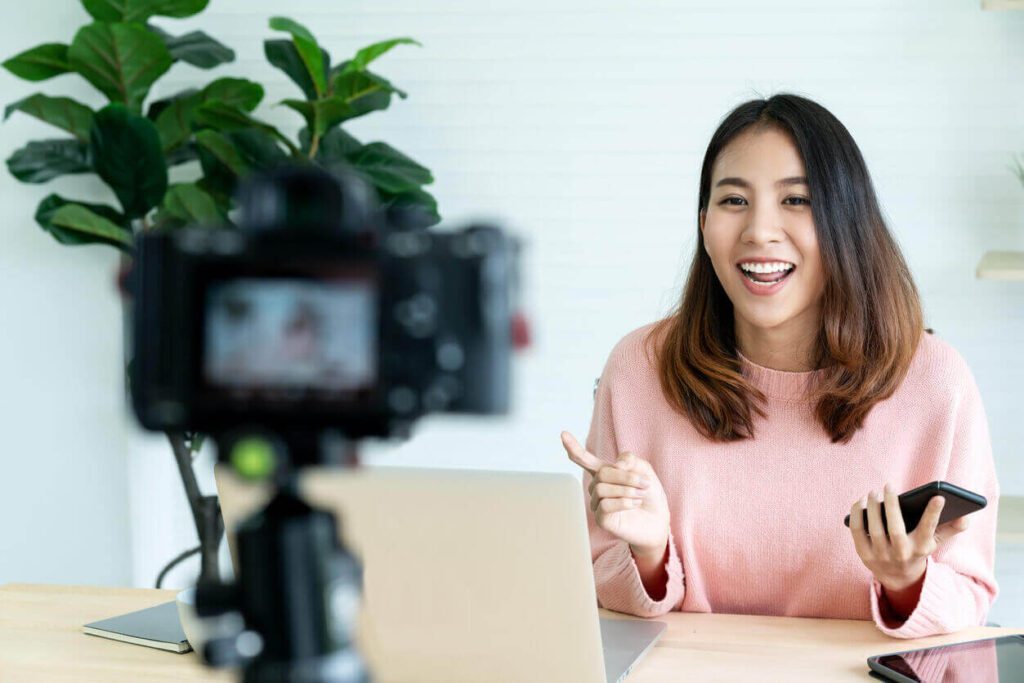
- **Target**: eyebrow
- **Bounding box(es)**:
[714,176,808,189]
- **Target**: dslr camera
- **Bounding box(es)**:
[130,166,520,450]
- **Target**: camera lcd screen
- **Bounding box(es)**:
[203,278,377,397]
[869,635,1024,682]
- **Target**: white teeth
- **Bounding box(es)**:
[739,262,794,274]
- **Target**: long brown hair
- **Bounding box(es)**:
[649,94,924,444]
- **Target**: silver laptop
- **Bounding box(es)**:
[216,466,666,682]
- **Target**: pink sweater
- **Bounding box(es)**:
[584,323,1000,638]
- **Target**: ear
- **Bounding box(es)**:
[699,209,706,234]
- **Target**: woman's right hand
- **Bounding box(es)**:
[561,431,670,561]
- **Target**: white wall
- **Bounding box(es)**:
[2,0,1023,588]
[0,4,131,585]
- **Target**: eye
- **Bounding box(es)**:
[719,196,746,206]
[784,196,810,206]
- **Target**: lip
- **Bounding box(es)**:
[736,263,795,297]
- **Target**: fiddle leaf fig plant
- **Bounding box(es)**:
[2,0,241,247]
[189,16,439,226]
[3,1,439,585]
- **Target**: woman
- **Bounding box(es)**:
[561,93,999,639]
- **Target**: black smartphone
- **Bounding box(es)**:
[843,481,986,535]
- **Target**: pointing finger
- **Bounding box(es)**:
[561,431,603,475]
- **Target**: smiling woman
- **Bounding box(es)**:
[561,93,1000,641]
[659,98,923,443]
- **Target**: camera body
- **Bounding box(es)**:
[129,167,518,444]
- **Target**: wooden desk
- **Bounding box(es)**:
[1,584,1021,682]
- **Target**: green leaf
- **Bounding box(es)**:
[195,129,249,176]
[264,39,329,101]
[195,100,266,132]
[6,138,91,183]
[146,87,197,119]
[161,182,223,225]
[280,97,355,137]
[69,22,173,110]
[299,126,362,162]
[4,94,95,140]
[201,78,263,111]
[148,24,234,69]
[153,91,201,152]
[82,0,209,22]
[195,174,233,212]
[35,193,131,248]
[348,142,432,194]
[341,37,419,74]
[380,186,440,228]
[226,129,288,170]
[150,80,262,154]
[165,140,198,166]
[2,43,71,82]
[49,203,134,250]
[268,17,326,97]
[331,69,403,120]
[90,103,168,218]
[195,101,298,156]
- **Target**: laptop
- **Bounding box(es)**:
[215,466,666,682]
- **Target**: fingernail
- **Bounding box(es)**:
[874,491,884,503]
[639,476,651,488]
[630,498,640,507]
[883,483,892,494]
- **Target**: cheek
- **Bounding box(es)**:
[701,220,733,260]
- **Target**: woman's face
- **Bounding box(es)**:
[700,125,825,339]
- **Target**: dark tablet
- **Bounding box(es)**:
[867,634,1024,682]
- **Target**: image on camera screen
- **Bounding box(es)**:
[204,278,377,395]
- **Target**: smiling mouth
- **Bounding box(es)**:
[737,265,796,285]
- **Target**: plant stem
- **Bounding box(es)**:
[308,132,321,160]
[166,431,223,584]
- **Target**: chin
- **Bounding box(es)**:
[737,308,795,331]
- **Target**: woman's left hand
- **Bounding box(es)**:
[849,483,971,592]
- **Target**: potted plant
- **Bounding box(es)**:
[3,0,437,586]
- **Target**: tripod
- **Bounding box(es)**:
[196,430,370,683]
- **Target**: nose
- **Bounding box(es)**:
[741,201,785,246]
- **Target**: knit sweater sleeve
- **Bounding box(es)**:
[583,337,685,617]
[870,358,1000,638]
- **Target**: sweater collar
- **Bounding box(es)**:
[737,350,827,401]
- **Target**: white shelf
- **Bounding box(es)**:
[999,496,1024,545]
[976,250,1024,281]
[982,0,1024,9]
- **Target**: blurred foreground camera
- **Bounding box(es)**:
[127,166,523,682]
[131,165,519,448]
